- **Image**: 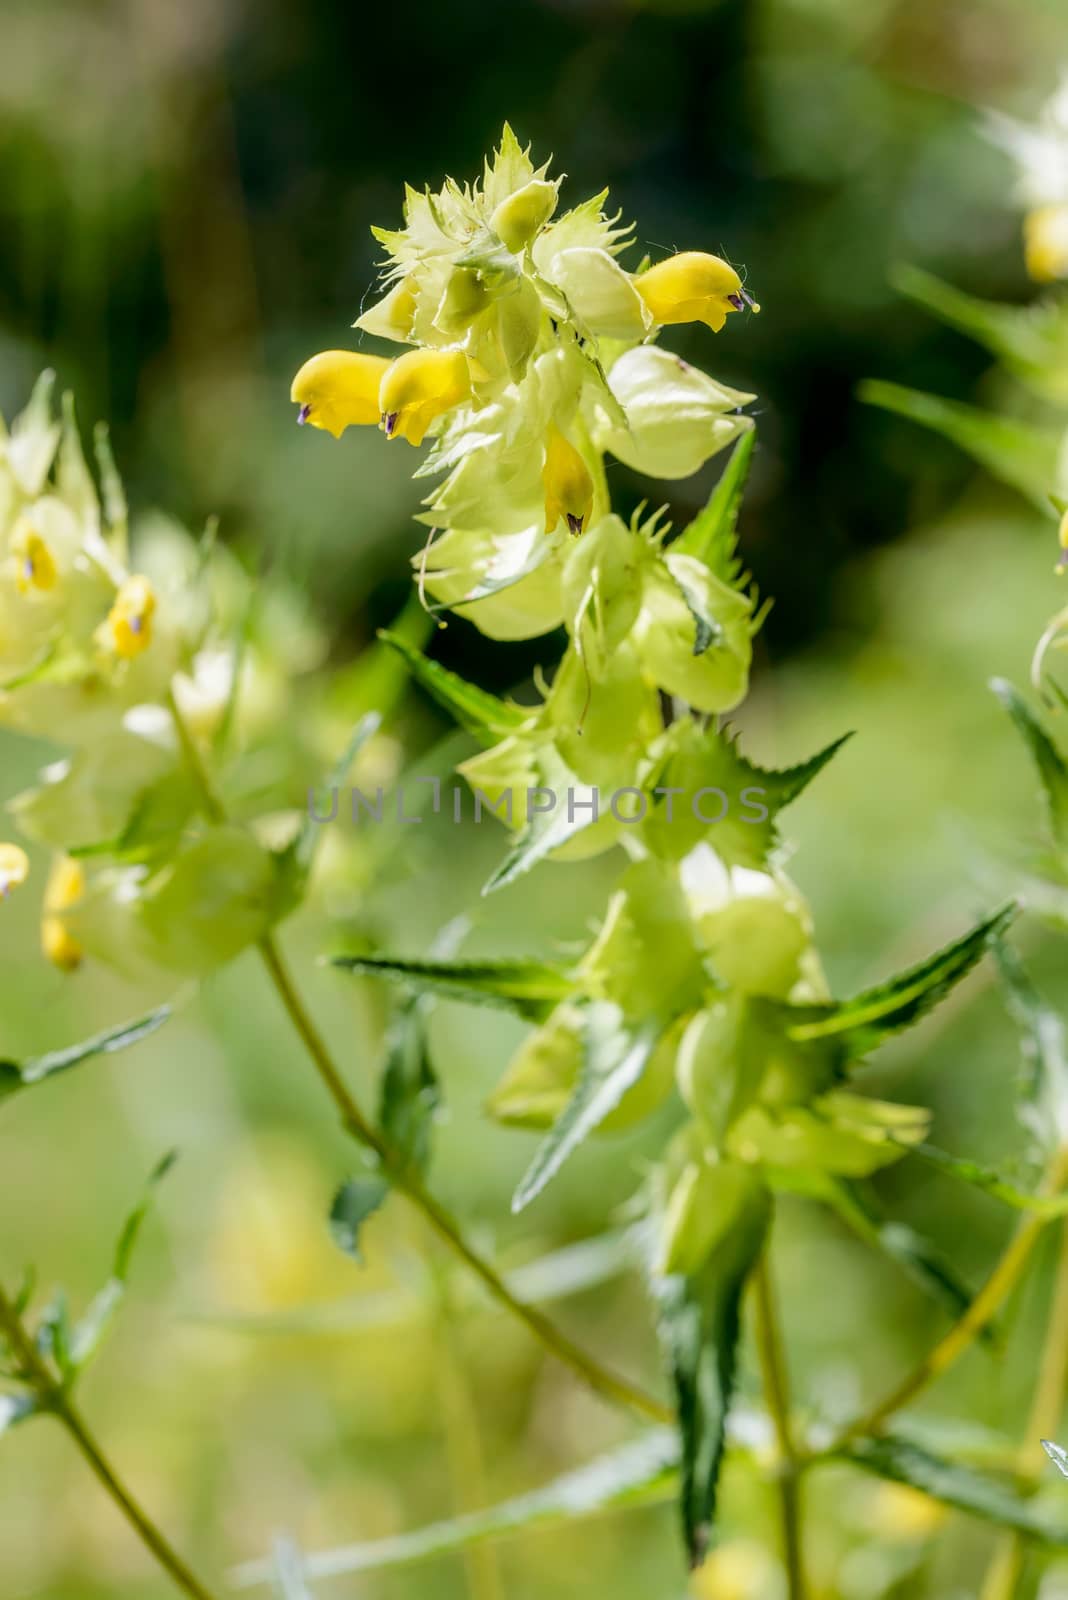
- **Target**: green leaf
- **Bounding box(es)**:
[893,265,1068,402]
[378,995,439,1179]
[655,1187,769,1567]
[288,713,382,887]
[331,954,573,1020]
[825,1180,987,1339]
[68,1151,177,1378]
[231,1431,678,1586]
[840,1434,1068,1544]
[511,1008,661,1214]
[997,942,1068,1153]
[905,1141,1068,1217]
[786,904,1017,1054]
[669,565,722,655]
[1043,1439,1068,1480]
[483,745,598,894]
[992,678,1068,853]
[859,380,1061,509]
[674,427,756,581]
[377,630,527,743]
[0,1006,171,1108]
[329,1177,390,1263]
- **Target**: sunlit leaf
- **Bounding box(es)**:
[992,678,1068,854]
[483,745,599,893]
[1043,1439,1068,1480]
[331,954,572,1020]
[377,629,528,742]
[674,426,756,581]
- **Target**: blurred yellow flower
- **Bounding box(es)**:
[691,1539,778,1599]
[290,349,391,438]
[105,574,156,658]
[378,348,472,446]
[41,854,85,971]
[869,1481,946,1541]
[11,526,58,594]
[636,250,759,332]
[1026,203,1068,282]
[0,842,29,896]
[542,425,594,534]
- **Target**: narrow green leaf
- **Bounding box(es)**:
[377,629,527,742]
[859,380,1061,508]
[905,1141,1068,1217]
[997,941,1068,1153]
[329,1178,390,1262]
[674,427,756,580]
[893,265,1068,402]
[69,1151,177,1375]
[231,1431,678,1587]
[271,1536,315,1600]
[787,904,1017,1053]
[378,996,439,1178]
[840,1434,1068,1544]
[992,678,1068,852]
[512,1008,660,1214]
[1043,1439,1068,1480]
[669,566,722,655]
[331,954,572,1021]
[290,713,382,883]
[0,1006,171,1108]
[826,1180,986,1338]
[655,1187,769,1567]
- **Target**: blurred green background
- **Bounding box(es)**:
[4,0,1068,1596]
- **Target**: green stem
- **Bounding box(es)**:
[167,688,671,1425]
[0,1283,220,1600]
[980,1213,1068,1600]
[821,1144,1068,1456]
[753,1253,808,1600]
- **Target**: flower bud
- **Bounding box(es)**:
[1025,203,1068,283]
[635,250,758,332]
[378,348,472,446]
[353,278,418,343]
[542,425,594,535]
[105,575,156,658]
[41,854,85,971]
[0,842,29,897]
[491,178,559,253]
[290,350,392,438]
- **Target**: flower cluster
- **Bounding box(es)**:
[0,376,318,979]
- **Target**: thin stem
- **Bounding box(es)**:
[167,687,670,1425]
[0,1284,220,1600]
[824,1144,1068,1455]
[753,1253,808,1600]
[980,1216,1068,1600]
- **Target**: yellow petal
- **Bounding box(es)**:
[542,425,594,535]
[378,348,471,445]
[106,574,156,658]
[42,854,85,971]
[1025,204,1068,284]
[12,527,58,593]
[636,250,756,331]
[291,350,392,438]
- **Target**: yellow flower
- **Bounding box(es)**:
[106,575,156,658]
[542,425,594,535]
[690,1540,776,1599]
[0,843,29,897]
[11,526,58,593]
[290,350,392,438]
[1058,504,1068,572]
[41,854,85,971]
[378,348,472,446]
[636,250,759,333]
[1025,204,1068,283]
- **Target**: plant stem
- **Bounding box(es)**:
[167,688,671,1425]
[753,1253,808,1600]
[980,1214,1068,1600]
[0,1283,220,1600]
[824,1144,1068,1455]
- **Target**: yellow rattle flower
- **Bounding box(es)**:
[106,575,156,658]
[290,350,392,438]
[41,854,85,971]
[636,250,758,333]
[0,843,29,897]
[542,425,594,535]
[11,526,58,593]
[378,348,473,446]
